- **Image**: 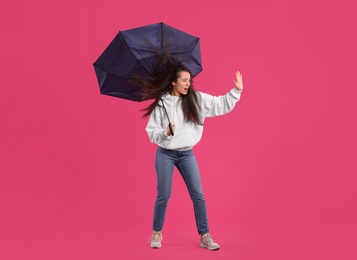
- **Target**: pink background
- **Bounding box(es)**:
[1,0,356,259]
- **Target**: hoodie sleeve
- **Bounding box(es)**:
[146,106,171,144]
[200,88,242,118]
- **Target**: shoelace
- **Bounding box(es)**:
[153,233,161,241]
[202,234,215,244]
[149,232,161,244]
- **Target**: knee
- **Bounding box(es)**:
[156,192,171,206]
[191,192,206,204]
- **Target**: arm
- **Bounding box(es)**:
[201,71,243,118]
[146,107,173,144]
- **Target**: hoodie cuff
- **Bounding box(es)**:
[230,88,242,99]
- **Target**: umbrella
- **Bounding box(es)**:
[93,22,202,101]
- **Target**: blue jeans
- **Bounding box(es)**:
[153,146,209,235]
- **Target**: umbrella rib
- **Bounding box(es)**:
[120,33,154,75]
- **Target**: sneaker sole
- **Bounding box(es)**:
[200,243,220,250]
[150,242,162,249]
[151,245,161,249]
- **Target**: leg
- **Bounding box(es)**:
[176,149,209,235]
[153,147,175,232]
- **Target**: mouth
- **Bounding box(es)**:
[184,88,188,91]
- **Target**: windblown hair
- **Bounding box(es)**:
[140,64,202,125]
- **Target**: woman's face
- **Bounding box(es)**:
[171,71,191,96]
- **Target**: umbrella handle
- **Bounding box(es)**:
[160,98,175,136]
[168,123,174,136]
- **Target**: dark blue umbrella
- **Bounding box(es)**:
[93,22,202,101]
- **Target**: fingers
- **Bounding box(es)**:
[234,71,241,83]
[236,71,242,80]
[234,70,243,90]
[166,125,171,136]
[166,124,175,136]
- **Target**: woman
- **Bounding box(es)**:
[142,65,243,250]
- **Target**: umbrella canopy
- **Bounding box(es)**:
[93,22,202,101]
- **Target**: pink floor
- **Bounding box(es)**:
[1,223,355,260]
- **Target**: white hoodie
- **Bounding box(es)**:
[146,88,242,151]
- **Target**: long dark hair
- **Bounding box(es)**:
[140,64,202,125]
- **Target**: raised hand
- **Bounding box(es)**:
[234,71,243,91]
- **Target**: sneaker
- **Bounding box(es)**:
[200,233,220,250]
[150,231,162,248]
